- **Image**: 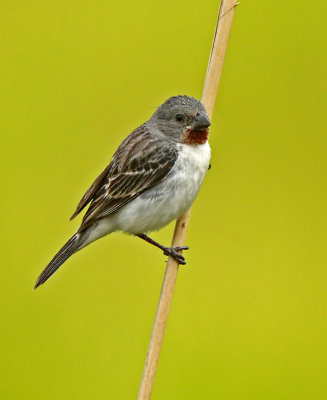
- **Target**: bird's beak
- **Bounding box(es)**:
[191,113,211,131]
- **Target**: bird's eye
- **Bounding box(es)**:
[175,114,184,122]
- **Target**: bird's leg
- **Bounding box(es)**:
[136,233,189,265]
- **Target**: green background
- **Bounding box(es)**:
[1,1,326,399]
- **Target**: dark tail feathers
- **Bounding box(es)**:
[34,233,82,289]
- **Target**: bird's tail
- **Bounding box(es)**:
[34,233,83,289]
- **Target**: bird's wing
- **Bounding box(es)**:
[71,124,178,231]
[70,163,112,220]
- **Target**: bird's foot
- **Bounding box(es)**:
[163,246,189,265]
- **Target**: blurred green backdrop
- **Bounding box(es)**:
[1,0,326,399]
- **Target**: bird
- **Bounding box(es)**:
[34,95,211,289]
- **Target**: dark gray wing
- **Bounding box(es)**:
[72,124,178,231]
[70,163,111,220]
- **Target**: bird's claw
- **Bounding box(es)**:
[163,246,189,265]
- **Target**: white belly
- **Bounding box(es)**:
[114,142,211,234]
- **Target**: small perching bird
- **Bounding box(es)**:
[35,95,211,289]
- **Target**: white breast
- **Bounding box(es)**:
[114,142,211,234]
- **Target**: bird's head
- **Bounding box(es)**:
[150,95,211,145]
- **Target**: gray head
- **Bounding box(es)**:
[149,95,211,144]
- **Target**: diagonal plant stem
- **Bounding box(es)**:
[137,2,239,399]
